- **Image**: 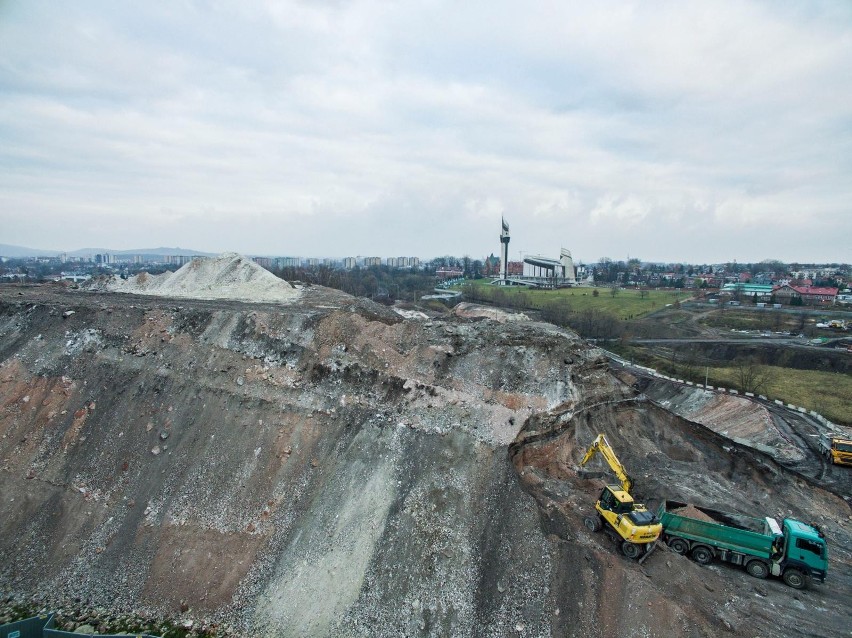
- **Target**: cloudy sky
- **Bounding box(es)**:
[1,1,850,263]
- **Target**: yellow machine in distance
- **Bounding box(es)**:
[820,434,852,467]
[579,433,662,559]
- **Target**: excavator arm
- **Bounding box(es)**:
[579,433,661,557]
[580,433,635,493]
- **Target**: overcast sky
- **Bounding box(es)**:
[1,1,850,263]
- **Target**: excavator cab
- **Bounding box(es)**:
[598,486,635,514]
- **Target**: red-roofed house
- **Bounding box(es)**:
[773,285,838,305]
[436,268,464,280]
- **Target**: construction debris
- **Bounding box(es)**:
[671,504,717,523]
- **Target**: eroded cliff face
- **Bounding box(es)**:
[1,286,850,638]
[0,286,590,636]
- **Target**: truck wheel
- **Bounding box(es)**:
[584,516,602,532]
[746,560,769,579]
[668,538,689,555]
[621,541,643,559]
[782,568,808,589]
[691,546,713,565]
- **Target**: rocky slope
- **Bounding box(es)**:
[0,283,850,637]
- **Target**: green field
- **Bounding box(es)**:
[705,365,852,426]
[699,310,807,333]
[459,280,686,320]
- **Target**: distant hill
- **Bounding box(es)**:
[0,244,61,258]
[68,247,216,257]
[0,244,215,258]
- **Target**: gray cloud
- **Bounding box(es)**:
[1,1,850,263]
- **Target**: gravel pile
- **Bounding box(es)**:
[672,504,718,523]
[106,253,302,304]
[452,302,530,323]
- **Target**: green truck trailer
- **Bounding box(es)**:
[658,500,827,589]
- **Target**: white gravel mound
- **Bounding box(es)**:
[453,302,530,323]
[393,308,430,320]
[107,253,302,303]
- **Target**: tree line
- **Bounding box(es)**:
[461,284,624,339]
[273,265,439,302]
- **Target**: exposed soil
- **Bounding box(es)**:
[509,397,852,638]
[671,505,717,523]
[1,282,850,638]
[636,376,852,497]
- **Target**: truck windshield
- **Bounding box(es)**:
[796,538,824,558]
[835,442,852,453]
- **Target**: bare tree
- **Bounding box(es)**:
[541,299,572,326]
[681,351,700,380]
[734,359,775,395]
[666,348,679,376]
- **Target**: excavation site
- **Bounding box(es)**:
[1,256,850,638]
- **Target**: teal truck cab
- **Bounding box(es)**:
[658,500,827,589]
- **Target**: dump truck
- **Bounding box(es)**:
[819,433,852,466]
[658,500,827,589]
[579,434,662,559]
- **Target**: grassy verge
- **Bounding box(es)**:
[699,309,813,333]
[704,365,852,425]
[610,343,851,425]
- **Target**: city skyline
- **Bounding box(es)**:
[2,2,851,263]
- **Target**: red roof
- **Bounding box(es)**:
[791,285,838,296]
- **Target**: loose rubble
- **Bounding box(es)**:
[0,281,850,638]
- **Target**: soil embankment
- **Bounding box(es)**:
[635,377,852,496]
[510,397,852,638]
[0,283,582,636]
[1,275,851,637]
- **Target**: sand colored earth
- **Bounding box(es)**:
[102,253,302,304]
[672,504,717,523]
[453,302,530,323]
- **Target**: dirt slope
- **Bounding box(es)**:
[0,284,850,637]
[0,286,582,636]
[637,376,852,497]
[511,397,852,637]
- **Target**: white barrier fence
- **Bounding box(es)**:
[598,345,840,431]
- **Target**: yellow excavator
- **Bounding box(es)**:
[579,433,662,559]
